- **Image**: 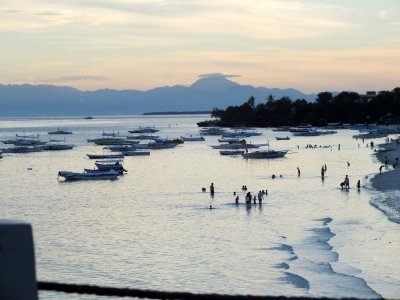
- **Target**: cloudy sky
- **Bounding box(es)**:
[1,0,399,93]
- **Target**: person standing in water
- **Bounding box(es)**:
[210,183,215,196]
[345,175,350,189]
[297,167,301,177]
[321,166,325,179]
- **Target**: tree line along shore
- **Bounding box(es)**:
[199,88,400,128]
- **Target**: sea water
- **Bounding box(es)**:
[0,115,399,299]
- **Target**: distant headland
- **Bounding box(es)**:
[143,111,211,115]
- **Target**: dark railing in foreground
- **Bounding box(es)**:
[38,281,359,300]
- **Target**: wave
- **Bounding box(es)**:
[365,177,400,224]
[281,272,310,290]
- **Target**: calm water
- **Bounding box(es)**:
[1,115,399,299]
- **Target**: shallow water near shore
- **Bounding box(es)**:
[1,115,399,299]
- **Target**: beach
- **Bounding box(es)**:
[370,140,400,223]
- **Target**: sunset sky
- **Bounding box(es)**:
[1,0,399,93]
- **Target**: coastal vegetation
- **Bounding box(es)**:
[201,88,400,127]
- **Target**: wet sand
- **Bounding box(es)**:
[370,141,400,192]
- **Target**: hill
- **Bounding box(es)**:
[0,77,316,117]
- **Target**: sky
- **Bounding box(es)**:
[1,0,399,93]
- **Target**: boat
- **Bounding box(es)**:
[242,150,288,159]
[199,127,226,136]
[101,130,119,137]
[2,138,46,146]
[181,135,205,141]
[210,143,264,149]
[0,146,43,153]
[40,144,74,151]
[219,150,245,156]
[272,126,291,132]
[58,169,119,181]
[121,150,150,156]
[152,137,184,144]
[127,134,159,140]
[275,136,290,140]
[352,131,388,139]
[87,153,125,159]
[128,126,159,134]
[87,137,139,145]
[218,137,242,143]
[84,116,94,119]
[48,128,72,135]
[94,159,127,173]
[222,129,262,138]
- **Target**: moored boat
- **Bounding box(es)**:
[48,128,73,135]
[242,150,288,159]
[58,169,119,181]
[275,136,290,140]
[219,150,245,156]
[181,135,205,141]
[87,153,125,159]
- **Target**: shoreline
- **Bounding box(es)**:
[369,140,400,223]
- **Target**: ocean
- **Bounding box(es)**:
[1,115,399,299]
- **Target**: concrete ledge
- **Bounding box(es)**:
[0,220,38,300]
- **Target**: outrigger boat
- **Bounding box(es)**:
[242,150,288,159]
[58,169,119,181]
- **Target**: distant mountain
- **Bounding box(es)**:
[0,78,316,117]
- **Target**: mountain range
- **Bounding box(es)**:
[0,77,316,117]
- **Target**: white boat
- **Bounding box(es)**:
[181,135,205,141]
[275,136,290,140]
[242,150,288,159]
[48,128,72,135]
[58,169,119,181]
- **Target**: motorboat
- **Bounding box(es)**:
[222,129,262,138]
[121,150,150,156]
[152,137,184,144]
[242,150,288,159]
[87,153,124,159]
[217,137,242,143]
[94,159,127,173]
[128,126,159,134]
[275,136,290,140]
[48,128,72,135]
[272,126,291,132]
[58,169,119,181]
[0,146,43,153]
[199,127,227,136]
[40,144,74,151]
[219,150,245,156]
[2,138,46,146]
[181,135,205,141]
[210,143,266,149]
[87,137,139,145]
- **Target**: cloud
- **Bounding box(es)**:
[198,73,241,79]
[42,75,109,83]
